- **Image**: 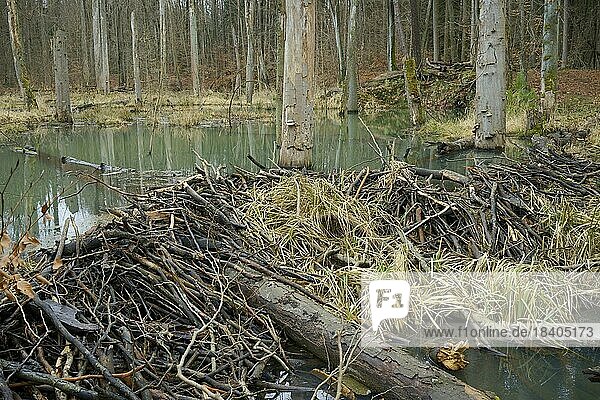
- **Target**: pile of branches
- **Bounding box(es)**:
[1,145,598,399]
[0,169,296,400]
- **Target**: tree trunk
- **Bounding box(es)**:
[79,0,91,87]
[408,0,422,65]
[236,274,498,400]
[275,0,285,102]
[518,0,525,71]
[6,0,35,109]
[99,0,109,93]
[53,29,72,123]
[189,2,201,96]
[460,0,469,60]
[92,0,101,90]
[470,0,478,63]
[245,0,256,104]
[387,0,397,70]
[130,11,142,105]
[326,0,345,84]
[404,57,424,126]
[541,0,558,119]
[279,0,315,168]
[231,21,242,94]
[159,0,167,85]
[392,0,408,58]
[433,0,440,61]
[474,0,506,149]
[346,0,359,113]
[561,0,569,68]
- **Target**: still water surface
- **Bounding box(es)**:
[1,114,598,400]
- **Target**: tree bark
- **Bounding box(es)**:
[470,0,478,64]
[392,0,408,58]
[279,0,315,168]
[92,0,102,90]
[541,0,558,119]
[474,0,507,149]
[79,0,91,87]
[326,0,345,84]
[236,275,498,400]
[130,11,142,105]
[6,0,35,109]
[245,0,256,104]
[346,0,359,112]
[189,2,201,97]
[53,29,72,123]
[159,0,167,85]
[433,0,440,61]
[231,21,242,94]
[387,0,397,70]
[99,0,109,93]
[561,0,569,67]
[404,57,424,127]
[408,0,422,65]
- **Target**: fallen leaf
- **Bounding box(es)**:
[53,258,63,270]
[41,203,49,214]
[35,274,52,285]
[1,232,10,252]
[16,279,35,299]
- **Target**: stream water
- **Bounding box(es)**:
[1,113,598,399]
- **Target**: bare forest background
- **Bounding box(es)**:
[1,0,599,97]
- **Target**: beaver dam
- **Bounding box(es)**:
[1,144,599,400]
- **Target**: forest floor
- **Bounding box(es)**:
[1,69,599,158]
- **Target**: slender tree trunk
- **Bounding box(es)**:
[279,0,315,168]
[131,11,142,105]
[326,0,345,84]
[245,0,256,104]
[159,0,167,84]
[346,0,359,113]
[99,0,109,93]
[408,0,422,66]
[404,57,424,126]
[387,0,397,70]
[189,2,201,96]
[393,0,408,58]
[276,0,285,101]
[470,0,478,63]
[519,0,525,71]
[541,0,558,119]
[561,0,569,68]
[433,0,440,61]
[460,0,469,60]
[7,0,35,109]
[443,0,451,61]
[53,29,72,123]
[92,0,101,89]
[79,0,91,87]
[421,0,433,58]
[232,22,242,94]
[474,0,506,149]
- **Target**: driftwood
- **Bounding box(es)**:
[583,366,600,382]
[429,136,475,155]
[61,155,126,173]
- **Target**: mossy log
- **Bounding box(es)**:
[236,276,497,400]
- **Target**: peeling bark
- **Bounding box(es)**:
[53,29,72,123]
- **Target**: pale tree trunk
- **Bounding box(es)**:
[99,0,109,93]
[53,29,72,123]
[231,22,242,94]
[159,0,167,84]
[561,0,569,68]
[470,0,478,63]
[432,0,440,61]
[276,0,285,101]
[7,0,35,109]
[392,0,408,58]
[130,11,142,105]
[326,0,345,84]
[79,0,91,86]
[474,0,506,149]
[92,0,102,89]
[346,0,358,112]
[541,0,558,119]
[279,0,315,168]
[387,0,397,70]
[518,0,525,71]
[245,0,256,104]
[443,0,451,61]
[189,2,201,96]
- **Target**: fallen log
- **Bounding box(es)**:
[236,275,497,400]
